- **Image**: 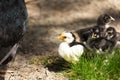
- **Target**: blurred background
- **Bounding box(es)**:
[23,0,120,56]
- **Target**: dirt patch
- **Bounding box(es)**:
[6,54,67,80]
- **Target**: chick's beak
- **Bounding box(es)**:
[58,34,65,40]
[110,16,115,21]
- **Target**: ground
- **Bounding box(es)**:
[5,0,120,80]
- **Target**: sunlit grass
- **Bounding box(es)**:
[29,48,120,80]
[68,48,120,80]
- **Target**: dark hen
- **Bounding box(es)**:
[0,0,28,79]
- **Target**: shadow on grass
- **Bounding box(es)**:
[45,57,70,72]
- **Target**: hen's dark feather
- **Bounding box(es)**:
[0,0,28,65]
[0,0,27,47]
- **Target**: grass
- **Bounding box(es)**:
[67,48,120,80]
[29,49,120,80]
[29,55,59,65]
[29,55,71,72]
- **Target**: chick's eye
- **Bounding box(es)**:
[104,16,109,20]
[63,36,67,38]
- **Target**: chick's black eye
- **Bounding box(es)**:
[63,36,67,38]
[104,16,109,20]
